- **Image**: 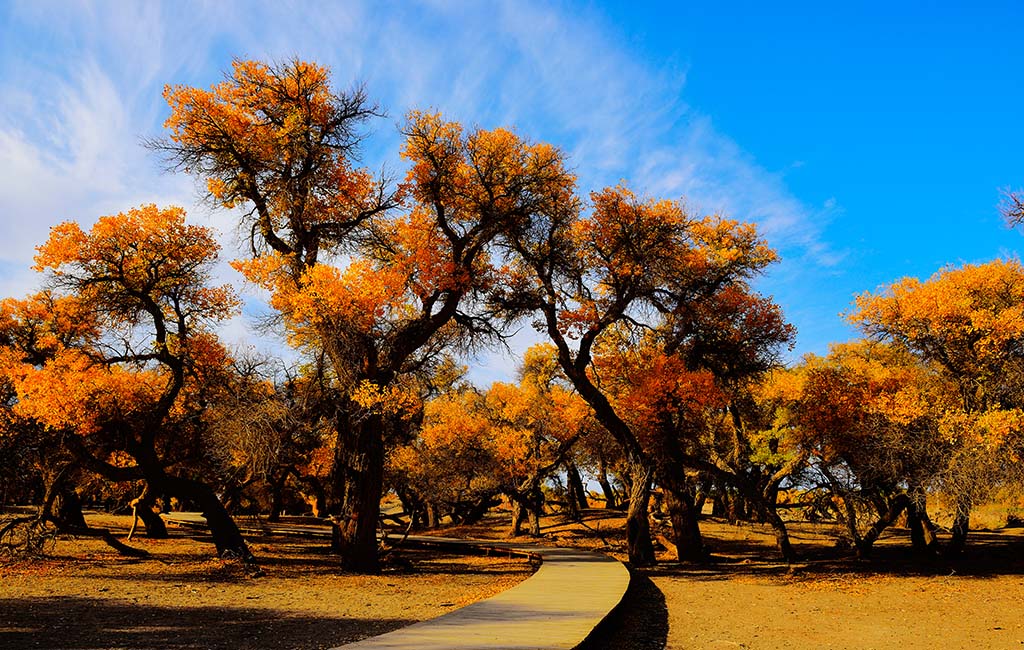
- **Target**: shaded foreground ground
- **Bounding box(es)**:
[440,511,1024,650]
[0,513,533,650]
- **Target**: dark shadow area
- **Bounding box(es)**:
[0,597,415,650]
[645,526,1024,581]
[577,569,668,650]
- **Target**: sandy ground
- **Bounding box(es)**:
[435,509,1024,650]
[0,513,533,650]
[577,517,1024,650]
[4,509,1024,650]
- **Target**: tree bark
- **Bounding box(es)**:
[762,506,796,562]
[160,475,254,562]
[625,459,657,566]
[461,494,498,526]
[509,497,527,537]
[330,413,385,573]
[56,484,87,529]
[663,479,705,562]
[268,472,288,523]
[856,493,909,559]
[566,461,589,512]
[907,486,938,557]
[596,455,620,509]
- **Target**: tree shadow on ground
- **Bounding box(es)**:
[647,524,1024,582]
[577,569,668,650]
[0,597,415,650]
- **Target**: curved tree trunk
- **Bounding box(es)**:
[130,485,168,539]
[160,475,254,562]
[856,493,909,559]
[625,459,656,566]
[762,506,796,562]
[509,497,527,537]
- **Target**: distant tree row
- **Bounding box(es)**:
[2,59,1022,571]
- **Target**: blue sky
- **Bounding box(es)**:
[1,1,1022,383]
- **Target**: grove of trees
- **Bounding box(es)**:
[2,58,1023,573]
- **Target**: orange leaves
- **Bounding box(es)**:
[553,185,779,336]
[401,110,576,237]
[31,222,87,272]
[596,339,724,444]
[5,203,242,461]
[0,292,97,361]
[34,204,238,325]
[164,59,334,165]
[293,261,408,330]
[12,349,164,435]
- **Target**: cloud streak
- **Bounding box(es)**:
[0,0,838,377]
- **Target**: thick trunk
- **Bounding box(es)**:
[625,459,657,566]
[711,491,728,518]
[727,491,748,523]
[907,486,938,557]
[160,475,254,562]
[131,486,168,539]
[856,493,909,559]
[56,484,87,529]
[663,480,705,562]
[749,479,796,562]
[822,468,861,551]
[509,497,527,537]
[528,502,542,537]
[268,472,288,523]
[462,495,498,526]
[762,506,796,562]
[330,414,385,573]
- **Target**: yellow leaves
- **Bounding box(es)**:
[351,380,417,418]
[294,260,409,331]
[851,259,1024,379]
[401,110,575,230]
[231,253,289,291]
[940,409,1024,448]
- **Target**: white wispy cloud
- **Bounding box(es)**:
[0,0,839,378]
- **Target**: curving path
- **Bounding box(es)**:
[162,513,630,650]
[335,536,629,650]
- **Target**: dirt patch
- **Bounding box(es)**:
[558,513,1024,650]
[0,513,533,650]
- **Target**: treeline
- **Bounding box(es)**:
[2,58,1022,571]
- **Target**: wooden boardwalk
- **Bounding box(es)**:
[162,514,630,650]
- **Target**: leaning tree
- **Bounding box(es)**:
[5,204,252,560]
